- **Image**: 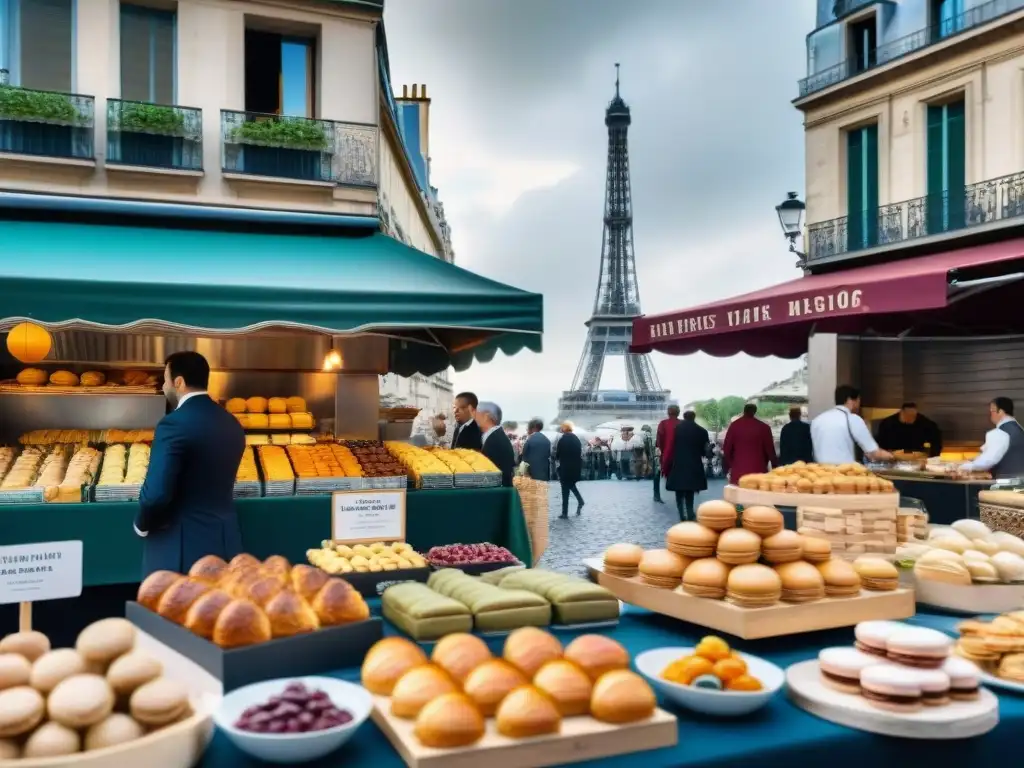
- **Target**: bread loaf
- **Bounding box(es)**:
[16,368,47,386]
[79,371,106,387]
[48,371,79,387]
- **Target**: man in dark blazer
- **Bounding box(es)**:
[554,422,584,518]
[452,391,483,450]
[665,411,710,521]
[779,407,814,465]
[518,418,551,481]
[135,351,245,578]
[475,401,515,487]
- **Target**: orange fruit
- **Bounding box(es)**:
[725,674,763,691]
[694,636,731,662]
[712,657,747,682]
[661,655,714,685]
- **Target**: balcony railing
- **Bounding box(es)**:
[107,99,203,171]
[221,110,376,186]
[807,170,1024,261]
[0,69,94,160]
[799,0,1024,97]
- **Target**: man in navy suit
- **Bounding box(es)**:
[135,351,245,578]
[452,391,483,450]
[476,401,516,487]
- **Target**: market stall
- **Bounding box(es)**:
[0,214,543,641]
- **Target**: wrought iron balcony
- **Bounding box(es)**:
[799,0,1024,97]
[807,170,1024,262]
[221,110,376,186]
[107,99,202,171]
[0,70,94,160]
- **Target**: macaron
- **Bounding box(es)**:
[106,651,163,697]
[715,528,761,565]
[695,500,738,531]
[638,549,689,589]
[854,621,906,657]
[22,721,80,758]
[816,559,862,598]
[853,557,899,591]
[885,627,952,668]
[665,522,719,559]
[0,654,31,691]
[859,665,922,713]
[30,649,87,694]
[0,632,50,663]
[801,536,832,564]
[761,530,804,564]
[130,678,191,726]
[681,558,731,600]
[76,619,135,667]
[901,667,950,706]
[741,506,784,537]
[0,686,45,737]
[603,543,644,578]
[941,656,981,700]
[725,564,781,608]
[774,561,825,603]
[817,647,883,694]
[47,674,115,729]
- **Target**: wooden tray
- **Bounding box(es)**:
[370,695,677,768]
[0,383,159,395]
[583,559,914,640]
[724,485,900,510]
[785,660,999,739]
[910,573,1024,615]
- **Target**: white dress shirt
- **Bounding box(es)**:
[481,424,501,446]
[810,406,879,465]
[134,390,208,537]
[961,417,1014,472]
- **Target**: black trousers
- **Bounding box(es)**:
[675,490,695,520]
[654,471,662,501]
[561,480,583,516]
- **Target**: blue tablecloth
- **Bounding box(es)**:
[199,606,1020,767]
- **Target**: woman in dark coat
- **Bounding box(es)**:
[554,422,584,519]
[665,411,710,521]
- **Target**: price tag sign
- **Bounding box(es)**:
[331,490,406,544]
[0,541,83,605]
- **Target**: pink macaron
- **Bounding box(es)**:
[859,665,923,713]
[901,667,950,706]
[818,647,884,694]
[885,627,952,668]
[854,621,907,657]
[941,656,981,700]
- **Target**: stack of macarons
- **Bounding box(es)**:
[852,557,900,591]
[817,621,981,712]
[638,549,688,589]
[603,543,644,578]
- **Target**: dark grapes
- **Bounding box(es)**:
[234,682,355,733]
[426,542,519,566]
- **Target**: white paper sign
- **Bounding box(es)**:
[331,490,406,544]
[0,541,83,604]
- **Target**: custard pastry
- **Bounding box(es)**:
[16,368,47,386]
[48,371,79,387]
[79,371,106,387]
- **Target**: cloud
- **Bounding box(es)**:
[384,0,818,420]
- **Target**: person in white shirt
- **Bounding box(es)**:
[810,385,893,465]
[960,397,1024,478]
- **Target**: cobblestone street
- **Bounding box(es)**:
[536,477,728,575]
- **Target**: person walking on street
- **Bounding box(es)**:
[555,422,584,518]
[779,407,813,465]
[518,418,551,481]
[655,405,681,503]
[665,410,710,521]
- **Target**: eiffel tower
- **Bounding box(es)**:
[555,66,673,429]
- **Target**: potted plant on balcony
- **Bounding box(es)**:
[230,116,329,181]
[0,83,85,158]
[112,102,187,168]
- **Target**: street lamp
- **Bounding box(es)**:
[776,191,806,264]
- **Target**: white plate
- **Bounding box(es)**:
[214,676,372,764]
[968,664,1024,695]
[634,646,784,716]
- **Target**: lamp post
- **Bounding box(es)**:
[776,191,807,267]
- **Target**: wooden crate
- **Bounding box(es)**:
[797,506,898,561]
[723,485,899,510]
[896,508,928,543]
[583,559,914,640]
[371,695,677,768]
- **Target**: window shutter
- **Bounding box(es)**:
[151,10,174,104]
[925,104,945,235]
[864,124,879,247]
[847,128,864,248]
[120,5,175,103]
[946,99,966,231]
[20,0,73,92]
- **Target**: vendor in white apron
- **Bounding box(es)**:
[810,385,893,465]
[959,397,1024,479]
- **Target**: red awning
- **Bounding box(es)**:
[631,238,1024,358]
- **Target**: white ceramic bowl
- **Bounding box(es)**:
[634,646,784,716]
[214,676,373,764]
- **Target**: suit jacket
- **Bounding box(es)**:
[666,420,710,492]
[723,415,778,485]
[136,394,246,578]
[656,417,680,477]
[453,419,483,451]
[779,420,814,465]
[876,413,943,457]
[519,432,552,481]
[482,428,516,487]
[555,431,583,485]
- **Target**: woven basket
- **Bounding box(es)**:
[513,476,549,565]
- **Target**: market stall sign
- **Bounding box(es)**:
[0,541,82,604]
[331,490,406,545]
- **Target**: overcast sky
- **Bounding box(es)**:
[384,0,817,420]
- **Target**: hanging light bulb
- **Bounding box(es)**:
[322,348,342,371]
[6,322,52,363]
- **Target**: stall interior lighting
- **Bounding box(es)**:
[323,349,342,371]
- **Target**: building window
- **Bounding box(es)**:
[244,28,315,117]
[847,16,876,75]
[1,0,74,91]
[846,124,878,250]
[120,4,175,104]
[931,0,965,40]
[925,98,966,235]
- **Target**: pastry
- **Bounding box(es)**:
[696,499,738,531]
[247,575,284,607]
[30,649,86,694]
[106,651,163,696]
[0,739,16,759]
[503,627,563,677]
[286,396,307,413]
[853,557,899,591]
[390,664,457,719]
[156,578,213,625]
[682,557,731,599]
[816,558,861,598]
[854,621,906,657]
[0,686,44,737]
[774,560,825,603]
[264,589,321,637]
[761,530,804,564]
[76,618,135,666]
[885,627,952,668]
[183,589,233,640]
[130,678,191,726]
[942,656,980,700]
[137,571,184,612]
[426,569,552,632]
[362,638,429,696]
[740,506,784,537]
[0,654,30,691]
[563,635,629,680]
[726,564,782,608]
[665,522,719,558]
[268,397,288,414]
[189,555,229,583]
[801,536,832,563]
[212,599,273,648]
[487,568,619,625]
[85,713,146,750]
[311,578,370,626]
[715,528,761,565]
[16,368,47,386]
[903,668,951,706]
[0,631,50,662]
[431,633,492,685]
[496,685,561,738]
[859,665,922,712]
[533,660,592,715]
[413,693,484,748]
[638,548,688,588]
[47,674,114,728]
[463,658,527,716]
[22,721,80,757]
[589,670,656,724]
[381,583,473,640]
[225,398,247,414]
[817,647,879,694]
[49,370,79,386]
[80,371,106,387]
[245,397,268,414]
[603,543,644,578]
